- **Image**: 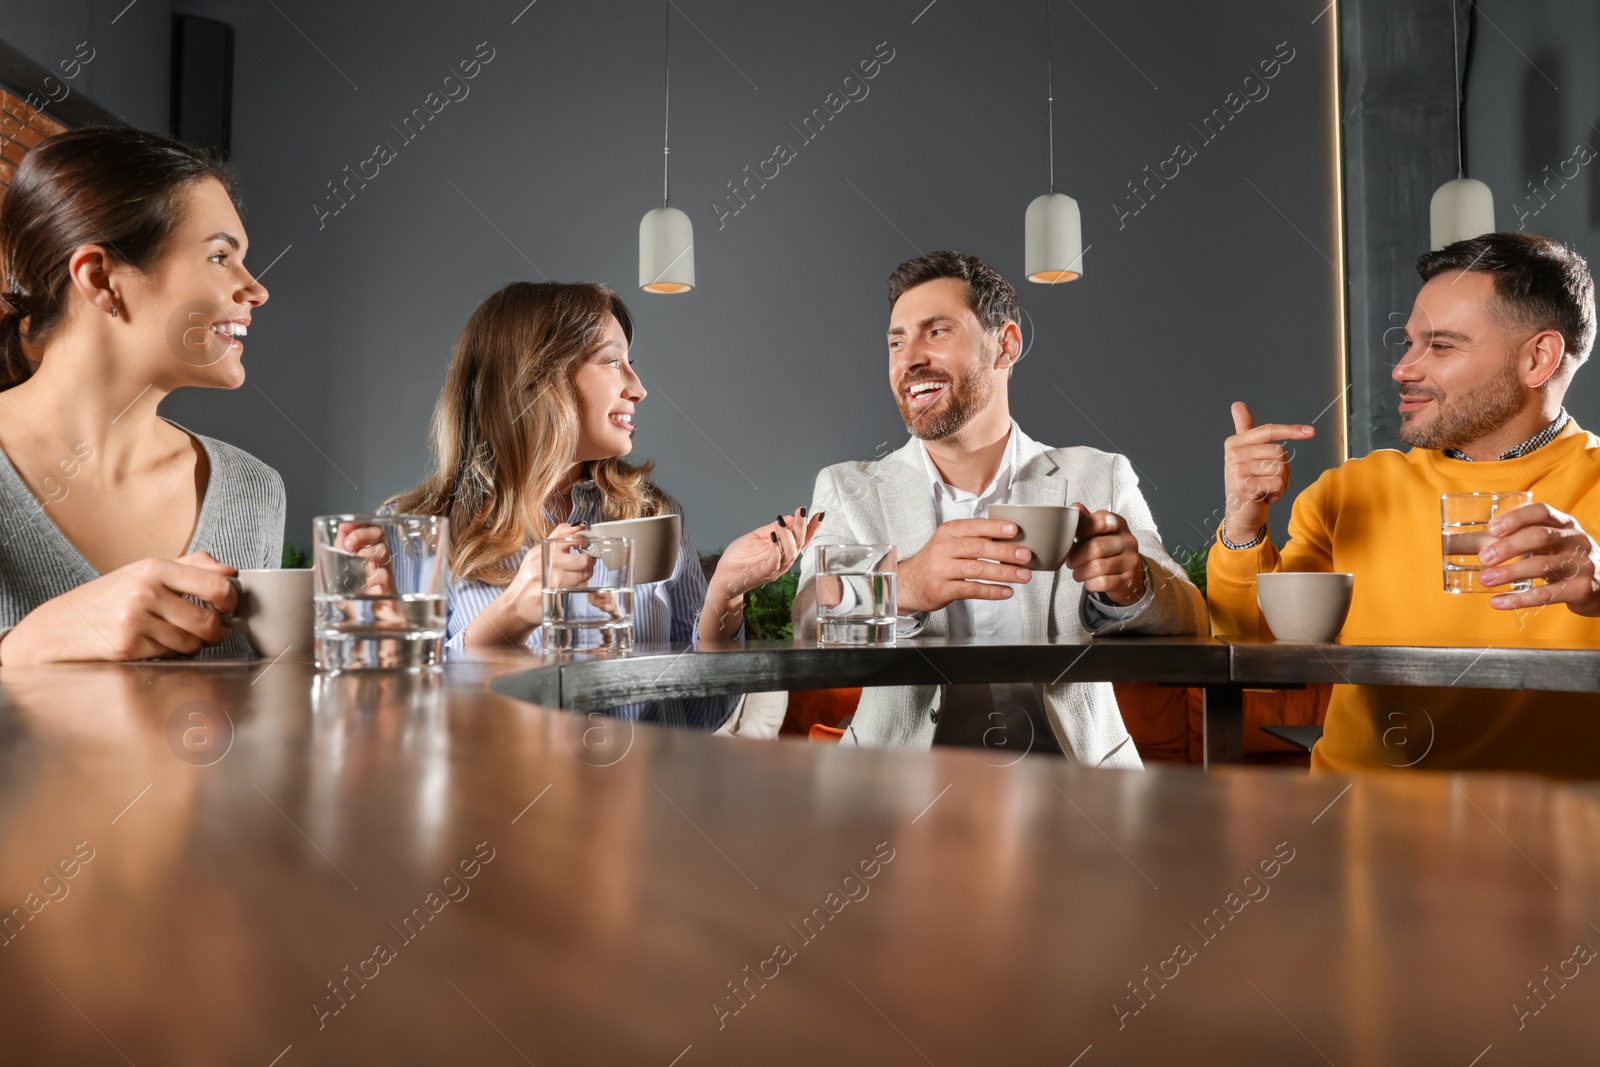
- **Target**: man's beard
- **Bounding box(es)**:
[1398,355,1524,451]
[897,359,993,442]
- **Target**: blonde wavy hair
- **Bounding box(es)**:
[388,281,664,585]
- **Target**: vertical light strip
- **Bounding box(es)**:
[1330,0,1350,460]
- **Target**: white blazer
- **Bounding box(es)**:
[792,426,1207,768]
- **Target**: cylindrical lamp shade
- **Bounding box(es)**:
[639,206,695,294]
[1429,178,1495,250]
[1025,192,1083,284]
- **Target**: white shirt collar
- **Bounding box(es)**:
[914,421,1020,504]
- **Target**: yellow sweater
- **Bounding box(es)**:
[1207,421,1600,777]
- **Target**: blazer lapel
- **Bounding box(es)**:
[874,441,944,636]
[1008,434,1073,638]
[1009,443,1069,507]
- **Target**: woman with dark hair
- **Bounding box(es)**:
[0,127,280,664]
[388,280,817,728]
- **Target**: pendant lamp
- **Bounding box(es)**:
[640,1,694,293]
[1429,0,1494,249]
[1025,0,1083,284]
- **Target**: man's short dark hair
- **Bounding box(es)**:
[887,250,1021,331]
[1417,232,1596,369]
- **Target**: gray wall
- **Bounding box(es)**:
[0,0,170,131]
[3,0,1344,558]
[1463,0,1600,438]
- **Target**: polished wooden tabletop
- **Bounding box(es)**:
[1223,634,1600,690]
[493,636,1231,713]
[497,635,1600,769]
[0,654,1596,1064]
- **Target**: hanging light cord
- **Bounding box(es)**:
[662,1,671,206]
[1451,0,1463,179]
[1046,0,1055,193]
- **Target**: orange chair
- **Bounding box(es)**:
[783,688,862,737]
[1112,683,1191,763]
[1185,685,1332,764]
[791,682,1332,763]
[1112,681,1330,764]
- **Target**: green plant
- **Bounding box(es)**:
[1173,544,1208,599]
[747,570,798,640]
[699,550,799,640]
[282,542,308,569]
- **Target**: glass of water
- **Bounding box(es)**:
[815,544,898,645]
[542,536,634,653]
[313,514,449,670]
[1440,491,1534,594]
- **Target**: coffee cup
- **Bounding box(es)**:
[987,504,1080,571]
[1255,572,1354,643]
[223,569,315,659]
[583,513,681,585]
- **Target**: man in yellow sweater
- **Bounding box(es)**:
[1209,232,1600,776]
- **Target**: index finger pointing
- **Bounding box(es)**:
[1234,422,1315,443]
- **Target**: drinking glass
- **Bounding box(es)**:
[541,536,634,653]
[313,514,449,671]
[815,544,898,645]
[1440,491,1534,594]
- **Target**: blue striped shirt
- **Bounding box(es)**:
[442,482,738,729]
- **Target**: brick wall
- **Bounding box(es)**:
[0,90,65,192]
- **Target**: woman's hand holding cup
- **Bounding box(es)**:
[463,522,589,647]
[0,552,238,665]
[335,521,397,596]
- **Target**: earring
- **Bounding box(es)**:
[109,302,119,318]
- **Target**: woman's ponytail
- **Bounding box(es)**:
[0,288,31,390]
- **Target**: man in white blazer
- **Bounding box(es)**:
[793,251,1206,768]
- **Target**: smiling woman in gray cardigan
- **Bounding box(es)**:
[0,128,282,665]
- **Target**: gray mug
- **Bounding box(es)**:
[222,569,315,659]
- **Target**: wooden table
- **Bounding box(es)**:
[496,637,1600,768]
[495,638,1230,712]
[1223,634,1600,690]
[496,636,1241,763]
[0,655,1596,1063]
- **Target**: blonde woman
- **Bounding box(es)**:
[390,281,817,728]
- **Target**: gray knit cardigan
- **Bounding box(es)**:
[0,425,285,659]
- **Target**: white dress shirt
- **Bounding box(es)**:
[902,422,1152,730]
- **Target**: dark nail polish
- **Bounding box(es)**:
[815,512,825,523]
[770,532,778,543]
[776,515,787,527]
[800,507,808,519]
